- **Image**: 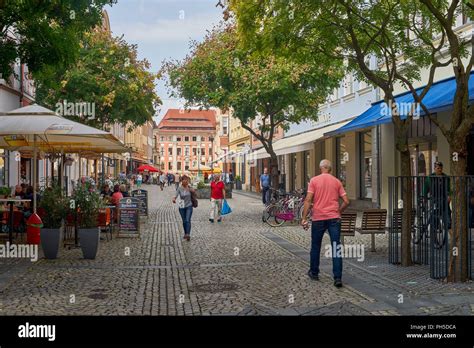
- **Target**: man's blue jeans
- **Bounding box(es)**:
[179,206,193,235]
[262,186,270,205]
[310,218,343,280]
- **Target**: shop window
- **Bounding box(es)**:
[359,131,372,199]
[409,143,438,176]
[336,136,348,187]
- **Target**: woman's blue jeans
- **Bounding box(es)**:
[179,206,193,235]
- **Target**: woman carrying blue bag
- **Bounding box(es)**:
[221,199,232,216]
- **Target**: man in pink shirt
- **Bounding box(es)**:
[301,159,350,288]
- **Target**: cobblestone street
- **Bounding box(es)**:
[0,184,473,316]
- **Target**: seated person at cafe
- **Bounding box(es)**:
[119,184,129,197]
[111,185,123,206]
[14,185,25,198]
[101,184,113,197]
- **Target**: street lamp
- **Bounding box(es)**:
[209,135,214,167]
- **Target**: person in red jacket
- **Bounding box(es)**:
[209,175,225,223]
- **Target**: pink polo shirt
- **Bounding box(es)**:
[307,173,346,221]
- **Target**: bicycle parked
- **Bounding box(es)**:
[411,196,448,249]
[263,188,312,227]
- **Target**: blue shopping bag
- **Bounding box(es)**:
[221,199,232,215]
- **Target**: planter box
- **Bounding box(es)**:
[78,227,100,259]
[235,181,242,190]
[41,227,62,259]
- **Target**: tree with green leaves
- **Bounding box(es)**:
[0,0,115,79]
[231,0,474,280]
[35,29,161,129]
[162,24,343,188]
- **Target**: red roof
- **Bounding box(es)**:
[158,109,216,130]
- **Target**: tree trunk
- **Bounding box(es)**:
[400,148,413,267]
[447,142,469,282]
[394,123,413,267]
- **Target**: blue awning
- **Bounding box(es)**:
[325,72,474,136]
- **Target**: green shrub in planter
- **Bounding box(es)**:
[71,183,105,259]
[38,181,68,259]
[197,181,207,190]
[0,186,11,197]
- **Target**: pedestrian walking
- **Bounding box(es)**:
[260,167,271,205]
[301,159,350,288]
[159,172,166,191]
[172,175,195,241]
[209,174,225,223]
[136,173,143,188]
[174,173,180,190]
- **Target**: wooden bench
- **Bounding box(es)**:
[357,209,387,252]
[341,212,357,244]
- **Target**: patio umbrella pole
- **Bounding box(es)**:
[60,148,64,195]
[33,134,37,213]
[102,153,105,185]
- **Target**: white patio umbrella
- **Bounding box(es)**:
[0,104,129,212]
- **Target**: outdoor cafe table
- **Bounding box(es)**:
[0,198,31,244]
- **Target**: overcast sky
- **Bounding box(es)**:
[106,0,225,123]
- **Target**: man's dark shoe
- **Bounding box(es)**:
[334,279,343,288]
[209,219,214,223]
[307,270,319,281]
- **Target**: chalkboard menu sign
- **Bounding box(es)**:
[118,197,140,235]
[131,189,148,216]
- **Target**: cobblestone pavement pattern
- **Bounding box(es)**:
[0,185,473,315]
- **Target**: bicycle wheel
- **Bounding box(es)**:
[266,206,285,227]
[411,215,423,245]
[262,203,275,223]
[297,203,312,222]
[433,218,446,249]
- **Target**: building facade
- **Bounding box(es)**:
[228,114,252,190]
[156,109,217,174]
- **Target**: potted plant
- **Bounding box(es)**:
[0,186,11,198]
[72,183,104,259]
[195,181,210,199]
[235,175,242,190]
[38,182,68,259]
